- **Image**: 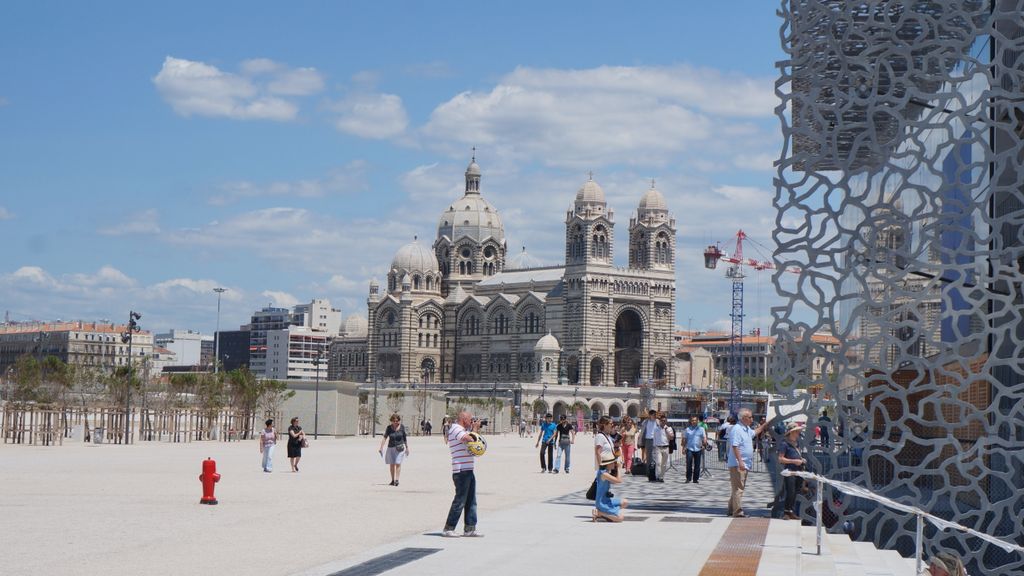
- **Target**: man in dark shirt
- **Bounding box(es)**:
[818,410,832,447]
[553,414,576,474]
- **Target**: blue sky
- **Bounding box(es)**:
[0,1,788,335]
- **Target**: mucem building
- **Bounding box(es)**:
[775,1,1024,572]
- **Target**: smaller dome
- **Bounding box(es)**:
[401,273,412,286]
[343,314,368,338]
[575,176,605,205]
[507,246,545,270]
[466,159,481,176]
[639,188,667,212]
[369,278,379,287]
[535,332,560,352]
[391,239,439,274]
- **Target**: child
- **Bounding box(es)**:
[259,418,276,473]
[592,455,630,522]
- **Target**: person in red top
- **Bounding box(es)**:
[442,409,483,538]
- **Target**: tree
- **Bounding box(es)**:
[386,391,405,417]
[258,378,294,418]
[11,354,41,402]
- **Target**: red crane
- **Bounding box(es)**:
[702,230,798,414]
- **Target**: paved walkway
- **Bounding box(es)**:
[297,456,780,576]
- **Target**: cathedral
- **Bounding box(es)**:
[332,156,677,388]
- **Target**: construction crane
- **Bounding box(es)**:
[703,229,798,415]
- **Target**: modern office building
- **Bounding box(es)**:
[215,329,250,372]
[154,329,214,368]
[248,299,341,378]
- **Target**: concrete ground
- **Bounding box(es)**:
[0,433,776,575]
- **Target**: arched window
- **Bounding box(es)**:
[418,334,423,347]
[546,361,551,372]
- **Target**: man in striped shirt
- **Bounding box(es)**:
[443,409,483,538]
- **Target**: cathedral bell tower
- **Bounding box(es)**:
[629,181,676,271]
[565,174,614,268]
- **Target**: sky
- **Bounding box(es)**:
[0,1,789,336]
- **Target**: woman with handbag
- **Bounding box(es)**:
[287,417,306,472]
[378,414,409,486]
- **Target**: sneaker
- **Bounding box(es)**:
[442,530,460,538]
[553,469,559,474]
[565,469,570,474]
[463,530,484,538]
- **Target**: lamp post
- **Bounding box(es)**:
[213,287,226,374]
[313,344,324,439]
[120,311,141,445]
[372,369,381,437]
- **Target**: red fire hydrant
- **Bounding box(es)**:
[199,457,221,505]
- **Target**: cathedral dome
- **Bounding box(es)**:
[343,314,368,338]
[437,157,505,243]
[639,187,667,212]
[575,177,605,205]
[535,332,561,352]
[506,246,545,270]
[391,239,439,274]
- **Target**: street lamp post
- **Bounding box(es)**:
[313,345,324,439]
[213,288,226,374]
[372,369,382,437]
[121,311,141,445]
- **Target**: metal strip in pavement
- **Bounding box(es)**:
[660,516,713,523]
[327,548,441,576]
[698,518,770,576]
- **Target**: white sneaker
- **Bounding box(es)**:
[441,530,460,538]
[463,530,484,538]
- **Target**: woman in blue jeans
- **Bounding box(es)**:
[592,455,629,522]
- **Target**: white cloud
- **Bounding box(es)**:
[261,290,299,309]
[98,209,161,236]
[334,93,408,139]
[326,274,357,291]
[208,161,368,205]
[0,97,8,107]
[420,64,775,169]
[153,56,323,121]
[0,206,12,220]
[0,265,258,333]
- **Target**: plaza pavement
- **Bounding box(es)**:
[2,432,795,575]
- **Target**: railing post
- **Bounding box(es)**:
[915,512,923,575]
[815,479,824,556]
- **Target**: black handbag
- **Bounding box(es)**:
[585,478,613,501]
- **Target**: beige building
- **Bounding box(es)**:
[352,157,677,389]
[0,321,153,374]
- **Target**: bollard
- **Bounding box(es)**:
[199,457,221,505]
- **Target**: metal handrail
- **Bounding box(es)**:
[782,469,1024,574]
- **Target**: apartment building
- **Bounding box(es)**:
[0,321,153,374]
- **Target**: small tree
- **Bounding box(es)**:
[386,391,405,417]
[258,378,294,419]
[11,354,41,402]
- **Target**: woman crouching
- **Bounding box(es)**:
[592,455,629,522]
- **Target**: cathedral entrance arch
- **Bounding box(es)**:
[590,357,604,386]
[626,404,640,418]
[553,401,568,419]
[608,403,622,419]
[614,309,644,386]
[566,356,579,385]
[652,359,667,383]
